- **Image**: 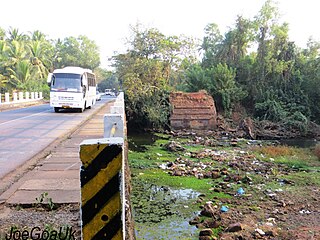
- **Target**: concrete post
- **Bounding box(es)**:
[39,92,43,99]
[13,92,18,102]
[31,92,35,99]
[104,114,124,138]
[19,92,24,101]
[25,92,30,100]
[35,92,39,99]
[80,138,124,240]
[5,93,9,103]
[110,106,124,115]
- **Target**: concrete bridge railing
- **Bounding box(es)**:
[0,91,43,108]
[79,92,135,240]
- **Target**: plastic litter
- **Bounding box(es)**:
[237,187,245,195]
[220,206,229,212]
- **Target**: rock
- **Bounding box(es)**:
[171,170,183,176]
[225,222,243,232]
[189,216,200,225]
[200,202,217,217]
[255,228,265,236]
[203,172,212,178]
[199,236,211,240]
[164,140,185,152]
[211,171,221,179]
[265,230,276,237]
[203,219,220,228]
[239,117,256,139]
[199,228,213,236]
[221,168,229,175]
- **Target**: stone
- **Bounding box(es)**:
[200,202,217,217]
[203,219,220,228]
[199,228,213,236]
[189,216,200,225]
[211,171,221,179]
[255,228,265,236]
[225,222,243,232]
[199,236,211,240]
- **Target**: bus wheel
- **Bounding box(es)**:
[54,107,60,113]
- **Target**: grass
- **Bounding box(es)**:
[252,145,320,170]
[129,133,320,235]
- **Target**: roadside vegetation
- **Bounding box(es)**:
[0,28,117,99]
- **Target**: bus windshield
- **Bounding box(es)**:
[51,73,82,92]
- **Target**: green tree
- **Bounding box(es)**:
[8,60,32,89]
[55,35,100,70]
[28,30,54,79]
[113,25,196,129]
[300,39,320,123]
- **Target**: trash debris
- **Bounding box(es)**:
[299,209,311,214]
[255,228,265,236]
[236,187,245,195]
[220,205,229,212]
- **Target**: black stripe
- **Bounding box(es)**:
[81,173,120,226]
[81,144,122,187]
[92,212,122,240]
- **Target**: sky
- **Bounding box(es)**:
[1,0,319,68]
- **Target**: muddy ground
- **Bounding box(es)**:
[129,130,320,240]
[0,204,81,239]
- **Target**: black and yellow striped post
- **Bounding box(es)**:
[80,138,124,240]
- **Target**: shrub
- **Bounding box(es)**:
[314,144,320,160]
[258,145,296,157]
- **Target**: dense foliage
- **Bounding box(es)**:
[0,28,101,97]
[113,0,320,132]
[112,24,198,129]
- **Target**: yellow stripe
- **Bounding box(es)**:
[110,124,117,137]
[80,143,108,167]
[111,229,123,240]
[82,192,121,239]
[81,153,121,205]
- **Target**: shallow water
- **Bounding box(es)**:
[131,179,200,240]
[280,139,318,148]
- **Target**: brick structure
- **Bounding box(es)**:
[169,90,217,130]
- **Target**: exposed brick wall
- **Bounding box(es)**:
[169,90,217,130]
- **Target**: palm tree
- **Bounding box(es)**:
[8,60,32,90]
[28,40,51,79]
[7,27,29,41]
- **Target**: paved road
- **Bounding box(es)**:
[0,97,114,204]
[0,96,114,180]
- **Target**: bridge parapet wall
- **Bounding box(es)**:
[0,91,43,111]
[79,92,135,240]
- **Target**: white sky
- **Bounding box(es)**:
[1,0,319,68]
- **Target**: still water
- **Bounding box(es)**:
[129,132,199,240]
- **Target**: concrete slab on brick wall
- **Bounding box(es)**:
[170,90,217,130]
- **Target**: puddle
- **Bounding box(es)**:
[131,180,200,239]
[128,131,161,152]
[135,217,199,240]
[280,139,318,148]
